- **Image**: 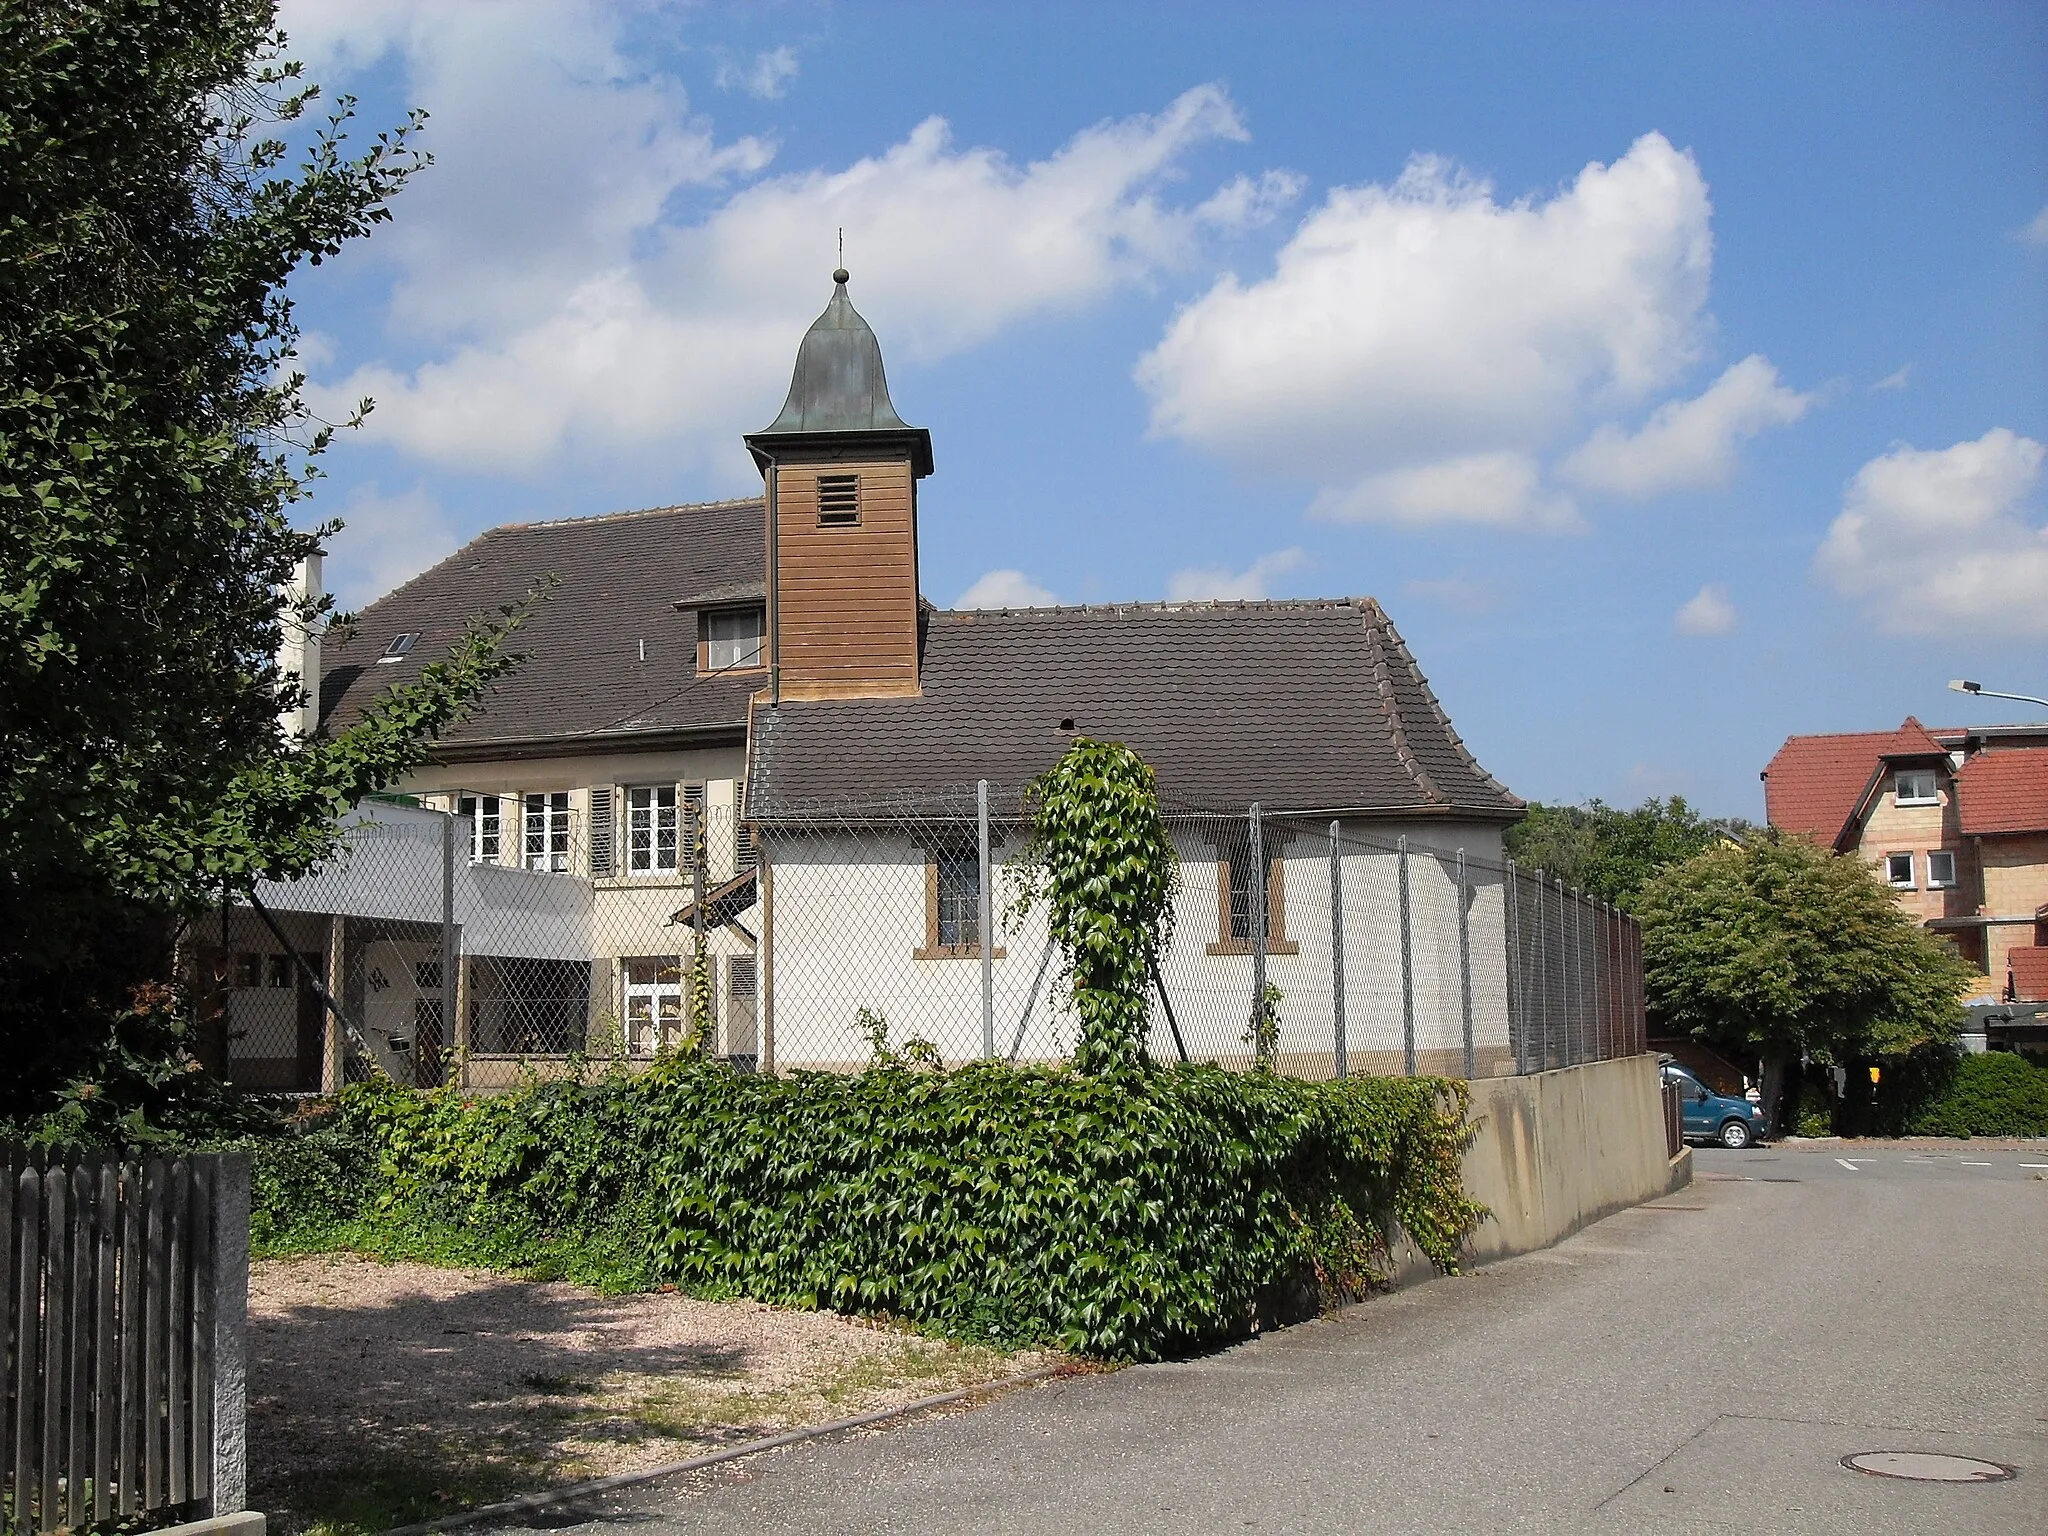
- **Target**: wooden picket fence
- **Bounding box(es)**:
[2,1149,249,1535]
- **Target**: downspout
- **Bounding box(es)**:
[765,456,781,708]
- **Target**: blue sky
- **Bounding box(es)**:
[276,1,2048,819]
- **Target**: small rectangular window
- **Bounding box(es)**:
[266,953,293,989]
[524,792,571,872]
[935,850,981,949]
[1895,770,1938,806]
[622,956,684,1057]
[1885,851,1915,887]
[1927,850,1957,888]
[459,795,503,863]
[627,785,679,875]
[376,632,418,664]
[705,607,765,671]
[817,473,860,526]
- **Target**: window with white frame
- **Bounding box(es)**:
[1885,851,1915,887]
[1927,850,1957,888]
[458,794,502,863]
[523,792,571,872]
[705,607,765,671]
[622,956,683,1056]
[627,785,679,874]
[1894,769,1939,806]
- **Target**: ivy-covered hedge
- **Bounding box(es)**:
[242,1059,1482,1361]
[1905,1050,2048,1138]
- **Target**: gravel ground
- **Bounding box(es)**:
[247,1254,1052,1536]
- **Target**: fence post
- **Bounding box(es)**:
[1398,834,1416,1076]
[1457,849,1474,1080]
[759,845,776,1076]
[1249,803,1268,1068]
[978,779,994,1061]
[207,1154,248,1516]
[1557,879,1573,1068]
[1504,860,1522,1074]
[441,809,457,1089]
[1532,868,1548,1070]
[1329,821,1345,1079]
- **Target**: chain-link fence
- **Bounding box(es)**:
[195,783,1640,1091]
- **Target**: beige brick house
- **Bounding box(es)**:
[1763,718,2048,1049]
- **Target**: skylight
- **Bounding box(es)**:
[377,632,419,664]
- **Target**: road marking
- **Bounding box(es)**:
[1835,1159,1859,1171]
[1961,1161,1991,1167]
[1902,1157,1932,1163]
[2021,1163,2048,1170]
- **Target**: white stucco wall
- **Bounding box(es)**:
[761,818,1516,1076]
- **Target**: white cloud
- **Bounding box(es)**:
[280,1,772,340]
[2024,205,2048,247]
[1311,452,1582,531]
[1814,428,2048,637]
[1165,546,1306,601]
[324,483,460,608]
[1136,132,1714,528]
[1872,364,1913,393]
[1562,355,1811,499]
[280,3,1278,475]
[1673,582,1736,636]
[717,46,798,100]
[955,569,1058,609]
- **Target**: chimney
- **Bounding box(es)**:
[278,553,323,743]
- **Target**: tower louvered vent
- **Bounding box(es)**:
[817,474,860,526]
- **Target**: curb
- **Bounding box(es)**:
[377,1363,1069,1536]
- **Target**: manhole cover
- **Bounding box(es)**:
[1842,1452,2016,1483]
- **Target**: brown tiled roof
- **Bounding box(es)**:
[1957,747,2048,836]
[319,499,763,755]
[1762,716,1949,848]
[2009,946,2048,1003]
[746,598,1522,820]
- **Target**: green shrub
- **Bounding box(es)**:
[246,1059,1483,1361]
[1793,1081,1834,1138]
[1907,1051,2048,1138]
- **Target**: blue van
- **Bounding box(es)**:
[1659,1060,1769,1149]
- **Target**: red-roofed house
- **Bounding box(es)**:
[1763,719,2048,1033]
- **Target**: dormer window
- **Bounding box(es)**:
[703,606,765,672]
[817,474,860,527]
[376,632,418,664]
[1895,769,1938,806]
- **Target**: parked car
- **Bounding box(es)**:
[1659,1061,1770,1148]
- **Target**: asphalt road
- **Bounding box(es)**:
[490,1142,2048,1535]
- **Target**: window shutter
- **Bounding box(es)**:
[588,786,615,877]
[682,782,707,866]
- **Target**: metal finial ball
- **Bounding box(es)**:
[832,267,850,284]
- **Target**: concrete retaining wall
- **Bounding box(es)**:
[1455,1052,1691,1265]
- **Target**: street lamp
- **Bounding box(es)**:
[1949,679,2048,710]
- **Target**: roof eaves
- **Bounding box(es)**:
[1361,602,1440,806]
[1369,598,1522,812]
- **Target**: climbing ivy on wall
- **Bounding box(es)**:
[1012,739,1181,1075]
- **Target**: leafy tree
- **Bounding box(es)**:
[1014,739,1181,1075]
[1505,796,1750,910]
[1636,834,1973,1131]
[1,2,530,1126]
